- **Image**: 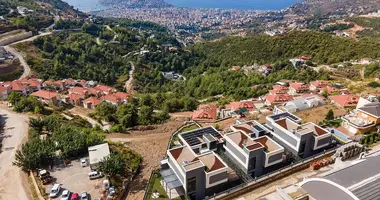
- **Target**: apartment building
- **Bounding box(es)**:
[265,112,332,158]
[160,127,229,200]
[223,131,284,177]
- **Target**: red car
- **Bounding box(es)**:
[70,193,79,200]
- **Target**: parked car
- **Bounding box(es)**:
[80,158,87,167]
[49,184,61,198]
[81,192,88,200]
[70,193,79,200]
[108,187,115,197]
[88,171,103,180]
[61,190,71,200]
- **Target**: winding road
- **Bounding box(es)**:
[3,46,31,80]
[0,108,30,200]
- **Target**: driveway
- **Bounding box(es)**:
[0,108,30,200]
[46,159,105,200]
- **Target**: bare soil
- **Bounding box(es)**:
[107,119,187,200]
[295,104,347,124]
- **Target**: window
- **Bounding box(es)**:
[187,177,196,193]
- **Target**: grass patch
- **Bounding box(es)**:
[28,175,39,200]
[145,172,187,200]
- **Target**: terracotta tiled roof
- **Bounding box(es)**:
[289,83,309,91]
[226,101,256,111]
[192,105,217,122]
[11,82,27,91]
[265,95,294,105]
[31,90,58,99]
[273,85,289,91]
[67,93,83,100]
[69,87,88,95]
[0,86,8,93]
[103,94,120,103]
[310,80,329,88]
[113,92,131,100]
[330,95,359,108]
[96,85,116,93]
[83,97,102,106]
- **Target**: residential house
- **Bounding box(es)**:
[0,86,10,100]
[232,66,241,70]
[192,105,218,122]
[83,97,102,110]
[309,80,329,92]
[86,87,101,97]
[43,80,66,91]
[11,81,28,96]
[160,127,228,200]
[288,83,309,96]
[264,95,294,106]
[265,112,332,158]
[113,92,131,104]
[63,93,84,106]
[64,78,76,87]
[31,90,59,105]
[230,120,268,138]
[319,85,339,95]
[102,94,122,107]
[96,85,117,95]
[342,102,380,134]
[25,78,43,92]
[223,131,284,177]
[68,87,89,97]
[330,95,359,109]
[274,95,325,114]
[226,101,256,113]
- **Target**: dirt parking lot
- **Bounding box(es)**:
[45,159,105,200]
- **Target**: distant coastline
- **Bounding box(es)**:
[63,0,301,12]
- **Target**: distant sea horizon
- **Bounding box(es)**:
[62,0,301,12]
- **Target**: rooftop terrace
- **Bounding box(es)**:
[275,118,329,137]
[168,146,227,173]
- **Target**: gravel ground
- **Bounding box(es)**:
[0,108,30,200]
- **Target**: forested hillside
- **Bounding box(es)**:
[195,31,380,67]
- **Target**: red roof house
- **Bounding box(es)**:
[68,87,89,96]
[83,97,103,110]
[288,82,309,96]
[96,85,117,95]
[31,90,59,105]
[226,101,256,112]
[63,93,84,106]
[232,66,241,70]
[192,105,218,122]
[330,95,359,108]
[264,95,294,106]
[309,80,329,91]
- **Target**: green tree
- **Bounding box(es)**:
[116,104,138,127]
[97,152,126,177]
[325,109,335,121]
[138,106,154,125]
[13,139,55,171]
[95,102,117,121]
[7,91,23,105]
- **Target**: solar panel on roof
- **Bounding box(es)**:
[181,127,221,146]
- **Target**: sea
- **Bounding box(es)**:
[62,0,301,11]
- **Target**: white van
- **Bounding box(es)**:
[88,171,103,180]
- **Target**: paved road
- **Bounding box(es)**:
[3,46,31,80]
[0,108,29,200]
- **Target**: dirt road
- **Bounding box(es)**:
[125,62,136,94]
[0,108,30,200]
[3,46,31,80]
